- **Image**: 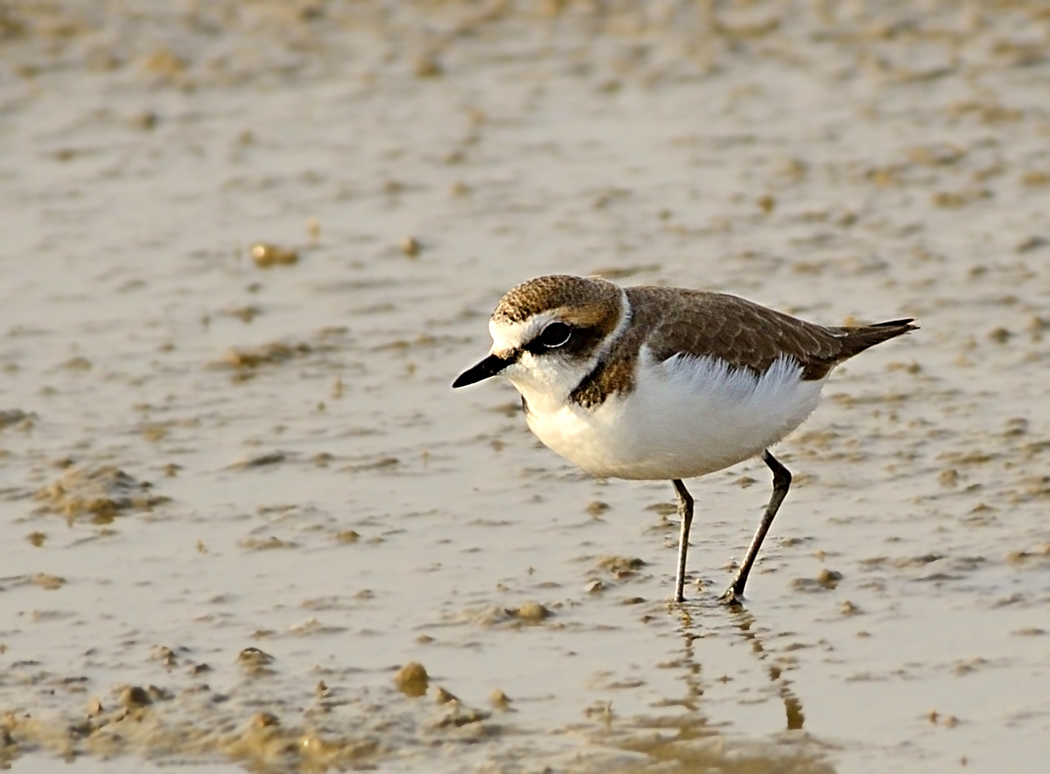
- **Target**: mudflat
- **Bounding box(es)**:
[1,2,1048,771]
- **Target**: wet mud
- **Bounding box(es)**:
[1,1,1049,771]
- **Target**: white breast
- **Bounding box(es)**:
[522,350,825,480]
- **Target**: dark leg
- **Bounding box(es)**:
[672,479,693,603]
[721,450,792,605]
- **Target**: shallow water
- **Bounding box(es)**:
[1,1,1049,771]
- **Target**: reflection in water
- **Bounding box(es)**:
[678,622,705,713]
[728,608,807,731]
[600,603,829,773]
[604,602,831,773]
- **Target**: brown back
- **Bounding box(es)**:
[632,286,915,380]
[569,285,915,407]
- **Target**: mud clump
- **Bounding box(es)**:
[394,662,429,697]
[597,556,646,579]
[31,573,65,590]
[1006,544,1050,564]
[434,686,457,705]
[221,342,312,370]
[399,236,421,256]
[250,243,298,267]
[791,570,843,592]
[0,699,381,770]
[34,466,167,523]
[508,601,551,623]
[237,647,276,676]
[240,536,297,551]
[119,686,152,709]
[435,706,489,728]
[251,712,280,728]
[228,451,287,470]
[0,409,34,431]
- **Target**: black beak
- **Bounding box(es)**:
[452,353,513,388]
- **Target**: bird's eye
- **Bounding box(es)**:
[538,322,572,348]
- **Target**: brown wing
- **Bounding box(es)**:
[629,286,915,381]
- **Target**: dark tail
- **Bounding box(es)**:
[871,318,917,329]
[833,318,918,361]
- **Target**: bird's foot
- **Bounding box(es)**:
[719,585,745,607]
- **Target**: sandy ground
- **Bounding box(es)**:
[1,1,1049,771]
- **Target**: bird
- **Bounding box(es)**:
[452,274,916,604]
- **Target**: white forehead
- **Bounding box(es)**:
[488,313,555,355]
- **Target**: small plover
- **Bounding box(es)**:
[453,275,916,603]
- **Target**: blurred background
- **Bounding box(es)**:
[1,2,1048,772]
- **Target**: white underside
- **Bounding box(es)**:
[518,349,825,480]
